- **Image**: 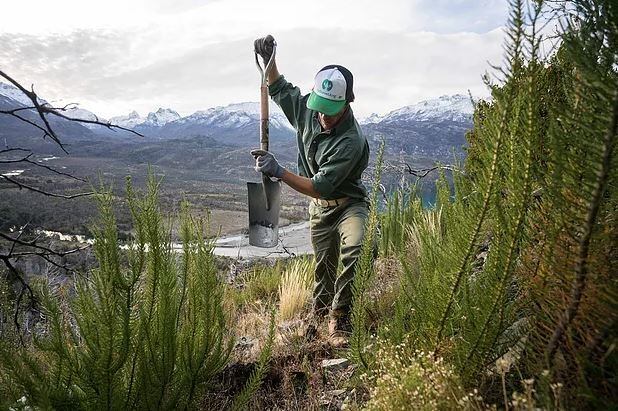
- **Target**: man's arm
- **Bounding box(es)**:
[266,62,315,196]
[251,149,320,198]
[267,60,280,86]
[280,169,321,198]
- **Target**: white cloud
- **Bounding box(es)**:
[0,0,507,117]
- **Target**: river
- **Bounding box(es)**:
[38,221,313,260]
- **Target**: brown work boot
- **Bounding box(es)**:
[328,309,352,348]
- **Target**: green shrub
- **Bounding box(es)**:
[0,173,232,409]
[374,1,617,408]
[379,186,422,256]
[349,140,384,369]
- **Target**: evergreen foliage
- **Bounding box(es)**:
[0,173,232,410]
[379,184,422,256]
[370,0,617,407]
[349,140,385,369]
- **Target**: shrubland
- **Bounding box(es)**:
[0,0,616,409]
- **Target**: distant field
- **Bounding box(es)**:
[0,153,307,239]
[0,136,441,239]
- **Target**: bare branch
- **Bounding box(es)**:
[44,106,143,137]
[24,157,87,181]
[0,155,87,182]
[0,175,94,198]
[0,256,36,345]
[0,69,143,154]
[0,153,34,163]
[0,70,104,338]
[8,223,28,256]
[0,109,60,145]
[383,161,464,178]
[0,102,143,138]
[0,147,31,154]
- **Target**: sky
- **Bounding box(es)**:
[0,0,509,119]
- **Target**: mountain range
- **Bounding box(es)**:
[73,95,475,153]
[0,82,477,183]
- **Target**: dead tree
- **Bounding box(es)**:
[0,69,141,342]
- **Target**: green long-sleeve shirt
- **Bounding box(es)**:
[268,75,369,200]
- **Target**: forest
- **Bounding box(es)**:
[0,0,616,409]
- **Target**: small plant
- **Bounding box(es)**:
[278,258,313,321]
[362,337,486,411]
[238,262,283,306]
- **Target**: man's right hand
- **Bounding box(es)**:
[251,149,284,179]
[254,34,275,65]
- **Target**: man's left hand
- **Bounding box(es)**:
[251,149,284,179]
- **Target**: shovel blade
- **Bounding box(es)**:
[247,178,281,248]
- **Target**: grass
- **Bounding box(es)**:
[277,258,314,321]
[227,261,284,309]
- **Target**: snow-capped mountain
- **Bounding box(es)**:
[64,107,107,130]
[144,108,180,127]
[109,111,145,129]
[172,102,291,130]
[361,94,476,159]
[0,82,104,130]
[0,79,477,160]
[154,102,294,145]
[0,82,47,106]
[363,94,474,125]
[110,108,181,133]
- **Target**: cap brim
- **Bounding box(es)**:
[306,92,346,116]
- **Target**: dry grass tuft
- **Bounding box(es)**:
[278,259,314,321]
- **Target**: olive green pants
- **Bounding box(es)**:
[309,199,369,315]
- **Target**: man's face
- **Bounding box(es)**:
[318,105,347,130]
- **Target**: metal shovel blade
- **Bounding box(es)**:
[247,177,281,248]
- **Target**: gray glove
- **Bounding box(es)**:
[254,34,275,65]
[251,149,284,179]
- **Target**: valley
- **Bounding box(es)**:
[1,82,473,241]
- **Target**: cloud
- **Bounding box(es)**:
[0,30,132,100]
[1,0,506,36]
[1,26,504,118]
[0,1,508,117]
[412,0,509,33]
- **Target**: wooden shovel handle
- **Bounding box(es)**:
[260,84,269,151]
[255,44,276,152]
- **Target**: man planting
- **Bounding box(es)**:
[253,35,370,347]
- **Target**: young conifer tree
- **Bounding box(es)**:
[0,172,233,409]
[376,1,616,407]
[349,141,385,369]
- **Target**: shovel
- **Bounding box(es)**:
[247,43,281,248]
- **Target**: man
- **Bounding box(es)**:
[253,35,370,347]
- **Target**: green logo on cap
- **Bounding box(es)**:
[321,79,333,91]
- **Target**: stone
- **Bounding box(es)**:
[321,358,350,371]
[234,336,257,350]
